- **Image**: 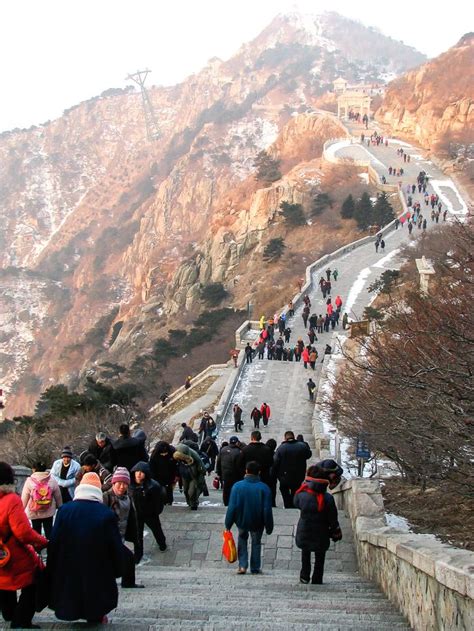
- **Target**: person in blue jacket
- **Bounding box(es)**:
[224,461,273,575]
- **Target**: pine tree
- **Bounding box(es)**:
[373,193,395,227]
[341,194,355,219]
[263,237,286,261]
[354,192,373,230]
[311,192,333,216]
[280,201,306,226]
[254,150,281,184]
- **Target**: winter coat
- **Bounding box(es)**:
[87,437,116,472]
[293,477,341,551]
[47,498,124,621]
[273,440,312,487]
[179,426,199,443]
[0,485,48,591]
[225,475,273,534]
[301,348,310,363]
[130,462,164,520]
[260,404,271,421]
[216,445,242,481]
[250,408,262,422]
[173,443,207,489]
[113,435,148,472]
[239,442,273,484]
[21,472,62,520]
[51,458,81,500]
[103,489,139,545]
[149,442,177,486]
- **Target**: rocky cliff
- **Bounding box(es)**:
[0,11,425,415]
[375,34,474,154]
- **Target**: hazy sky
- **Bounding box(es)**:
[1,0,472,132]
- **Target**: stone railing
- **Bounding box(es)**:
[235,320,260,347]
[149,363,228,418]
[323,136,408,214]
[332,479,474,631]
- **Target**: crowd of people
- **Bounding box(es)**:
[0,412,345,626]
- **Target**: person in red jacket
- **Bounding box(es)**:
[260,403,271,427]
[0,462,48,629]
[335,295,343,310]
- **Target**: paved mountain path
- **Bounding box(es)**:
[219,134,466,453]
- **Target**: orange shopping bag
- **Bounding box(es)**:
[222,529,237,563]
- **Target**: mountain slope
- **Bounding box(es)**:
[0,11,424,415]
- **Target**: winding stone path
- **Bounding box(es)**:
[220,135,466,455]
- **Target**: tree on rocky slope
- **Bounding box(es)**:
[329,223,474,498]
[341,194,355,219]
[254,150,281,184]
[311,193,333,216]
[263,237,286,261]
[280,201,306,226]
[372,193,395,226]
[353,192,373,229]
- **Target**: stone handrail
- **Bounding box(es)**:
[235,320,260,347]
[149,363,228,417]
[332,479,474,631]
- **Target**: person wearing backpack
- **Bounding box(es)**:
[21,461,62,538]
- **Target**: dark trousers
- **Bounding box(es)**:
[135,515,166,560]
[32,516,53,538]
[222,478,237,507]
[0,584,36,627]
[279,481,299,508]
[164,485,174,505]
[301,549,326,584]
[121,544,137,587]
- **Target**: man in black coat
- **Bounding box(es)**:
[239,431,273,486]
[272,431,312,508]
[179,422,199,443]
[113,424,147,472]
[87,432,115,472]
[130,462,166,560]
[149,441,177,505]
[216,437,242,506]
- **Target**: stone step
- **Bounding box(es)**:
[28,617,411,630]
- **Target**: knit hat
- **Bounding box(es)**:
[61,446,73,458]
[229,436,239,444]
[74,472,103,503]
[81,472,102,488]
[112,467,130,485]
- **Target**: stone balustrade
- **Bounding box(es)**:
[332,478,474,631]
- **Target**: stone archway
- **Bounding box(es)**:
[337,92,371,119]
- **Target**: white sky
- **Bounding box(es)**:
[0,0,472,132]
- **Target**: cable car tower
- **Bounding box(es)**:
[126,69,160,141]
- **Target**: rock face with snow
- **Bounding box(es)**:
[0,11,425,415]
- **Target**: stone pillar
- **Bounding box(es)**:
[415,256,435,294]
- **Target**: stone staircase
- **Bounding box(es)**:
[26,489,412,630]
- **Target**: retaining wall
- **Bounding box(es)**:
[333,479,474,631]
